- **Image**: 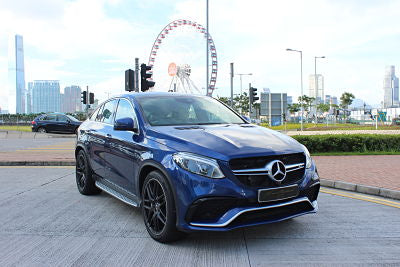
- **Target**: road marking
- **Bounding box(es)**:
[0,166,75,169]
[321,188,400,209]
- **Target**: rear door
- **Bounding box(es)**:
[41,114,57,132]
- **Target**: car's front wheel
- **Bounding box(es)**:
[141,171,184,243]
[76,150,101,195]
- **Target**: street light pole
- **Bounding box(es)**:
[206,0,209,95]
[287,48,304,131]
[236,73,253,95]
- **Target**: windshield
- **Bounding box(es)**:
[137,96,246,126]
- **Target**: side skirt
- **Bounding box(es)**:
[95,178,140,208]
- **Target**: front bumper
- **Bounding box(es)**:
[166,155,320,232]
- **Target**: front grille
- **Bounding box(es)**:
[230,153,305,170]
[229,153,306,187]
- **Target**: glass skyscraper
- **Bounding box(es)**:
[63,86,83,113]
[31,80,61,113]
[8,34,26,114]
[383,66,399,108]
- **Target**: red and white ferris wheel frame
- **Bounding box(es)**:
[148,19,218,96]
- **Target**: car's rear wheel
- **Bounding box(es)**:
[76,150,101,195]
[37,127,46,133]
[142,171,184,243]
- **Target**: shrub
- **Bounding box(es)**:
[292,134,400,153]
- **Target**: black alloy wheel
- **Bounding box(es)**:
[143,178,167,235]
[141,171,184,243]
[75,150,101,195]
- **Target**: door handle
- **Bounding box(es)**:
[106,134,112,138]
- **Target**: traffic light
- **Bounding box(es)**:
[249,87,259,105]
[89,93,94,104]
[81,91,87,104]
[125,69,135,92]
[140,64,155,92]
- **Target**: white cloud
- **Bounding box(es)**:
[1,0,400,109]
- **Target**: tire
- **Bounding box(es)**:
[141,171,184,243]
[75,150,101,195]
[37,127,46,133]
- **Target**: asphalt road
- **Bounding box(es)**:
[0,167,399,266]
[0,138,75,152]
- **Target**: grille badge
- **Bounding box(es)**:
[266,160,286,183]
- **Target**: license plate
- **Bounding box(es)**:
[258,185,299,202]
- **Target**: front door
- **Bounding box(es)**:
[105,98,141,193]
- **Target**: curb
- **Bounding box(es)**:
[320,178,400,201]
[0,161,75,166]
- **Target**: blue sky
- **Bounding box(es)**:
[1,0,400,110]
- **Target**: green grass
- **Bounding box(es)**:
[312,151,400,156]
[0,125,32,132]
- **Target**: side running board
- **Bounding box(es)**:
[95,181,139,207]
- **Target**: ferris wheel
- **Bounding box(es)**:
[148,19,218,96]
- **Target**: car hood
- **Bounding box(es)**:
[146,124,304,161]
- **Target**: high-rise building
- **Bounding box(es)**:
[63,86,83,113]
[331,96,338,106]
[325,95,331,105]
[31,80,61,113]
[383,66,399,108]
[309,74,324,103]
[7,35,26,114]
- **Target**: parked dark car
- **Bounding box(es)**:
[75,92,320,243]
[32,113,81,134]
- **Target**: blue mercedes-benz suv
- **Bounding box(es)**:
[75,92,320,242]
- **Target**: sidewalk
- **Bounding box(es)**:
[314,155,400,191]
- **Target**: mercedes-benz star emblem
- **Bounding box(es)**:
[266,160,287,183]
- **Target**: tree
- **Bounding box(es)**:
[298,95,315,112]
[217,93,249,114]
[340,92,355,109]
[217,96,230,106]
[317,103,330,113]
[340,92,355,121]
[233,92,250,113]
[288,103,300,114]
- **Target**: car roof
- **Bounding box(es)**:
[116,92,209,100]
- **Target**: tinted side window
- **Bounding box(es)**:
[43,114,57,121]
[101,100,117,124]
[57,115,68,122]
[115,99,135,122]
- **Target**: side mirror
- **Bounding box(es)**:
[114,117,138,132]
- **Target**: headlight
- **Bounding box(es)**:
[301,145,312,169]
[172,152,225,179]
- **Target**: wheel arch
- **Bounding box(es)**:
[138,160,179,221]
